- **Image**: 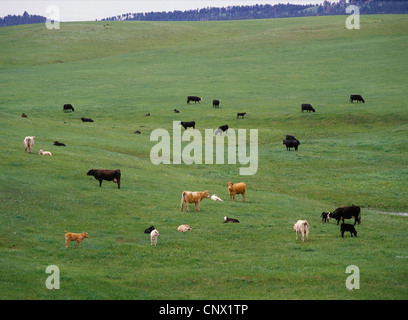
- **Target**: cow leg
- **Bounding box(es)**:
[180,200,184,211]
[99,179,103,187]
[77,241,81,247]
[242,192,245,202]
[65,239,69,248]
[196,201,200,211]
[186,202,189,212]
[117,181,120,189]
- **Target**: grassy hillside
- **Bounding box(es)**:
[0,15,407,300]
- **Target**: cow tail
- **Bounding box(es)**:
[181,191,187,204]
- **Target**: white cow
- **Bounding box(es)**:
[293,220,309,242]
[23,136,35,153]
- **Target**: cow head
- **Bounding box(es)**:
[87,169,95,176]
[203,190,210,198]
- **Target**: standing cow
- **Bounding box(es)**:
[87,169,121,189]
[226,182,246,202]
[180,190,210,212]
[350,94,365,103]
[23,136,35,153]
[63,104,75,112]
[329,205,361,225]
[187,96,202,104]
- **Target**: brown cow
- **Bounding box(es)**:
[227,182,246,202]
[180,190,210,212]
[87,169,121,189]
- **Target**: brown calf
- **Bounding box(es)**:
[180,190,210,212]
[65,231,89,248]
[227,182,246,202]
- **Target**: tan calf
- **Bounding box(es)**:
[64,230,89,248]
[180,190,210,212]
[227,182,246,202]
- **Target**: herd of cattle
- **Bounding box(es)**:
[23,93,365,246]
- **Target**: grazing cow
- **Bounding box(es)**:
[174,109,180,113]
[214,124,229,135]
[321,212,331,223]
[213,99,220,108]
[145,113,150,116]
[23,136,35,153]
[329,205,361,225]
[301,104,315,112]
[180,190,210,212]
[224,216,240,223]
[87,169,121,189]
[38,149,52,156]
[187,96,202,104]
[64,231,89,248]
[21,113,28,118]
[341,223,358,238]
[81,117,94,122]
[134,130,141,134]
[63,104,75,112]
[177,224,192,232]
[53,141,65,146]
[144,226,155,234]
[211,194,223,202]
[283,139,299,151]
[180,121,195,130]
[350,94,365,103]
[285,135,300,144]
[226,182,246,202]
[150,229,160,246]
[237,112,246,119]
[293,220,309,242]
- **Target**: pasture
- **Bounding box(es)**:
[0,15,407,300]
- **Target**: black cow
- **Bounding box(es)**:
[174,109,180,113]
[63,104,74,112]
[144,226,155,234]
[283,139,299,151]
[187,96,202,104]
[237,112,246,119]
[213,100,220,108]
[329,205,361,225]
[341,223,358,237]
[87,169,121,189]
[53,141,66,146]
[301,104,315,112]
[214,124,228,135]
[285,135,300,144]
[81,117,94,122]
[180,121,195,129]
[350,94,365,103]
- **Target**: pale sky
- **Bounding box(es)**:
[0,1,328,22]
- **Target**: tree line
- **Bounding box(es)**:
[1,1,408,27]
[0,11,46,27]
[101,1,408,22]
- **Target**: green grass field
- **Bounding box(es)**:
[0,15,407,300]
